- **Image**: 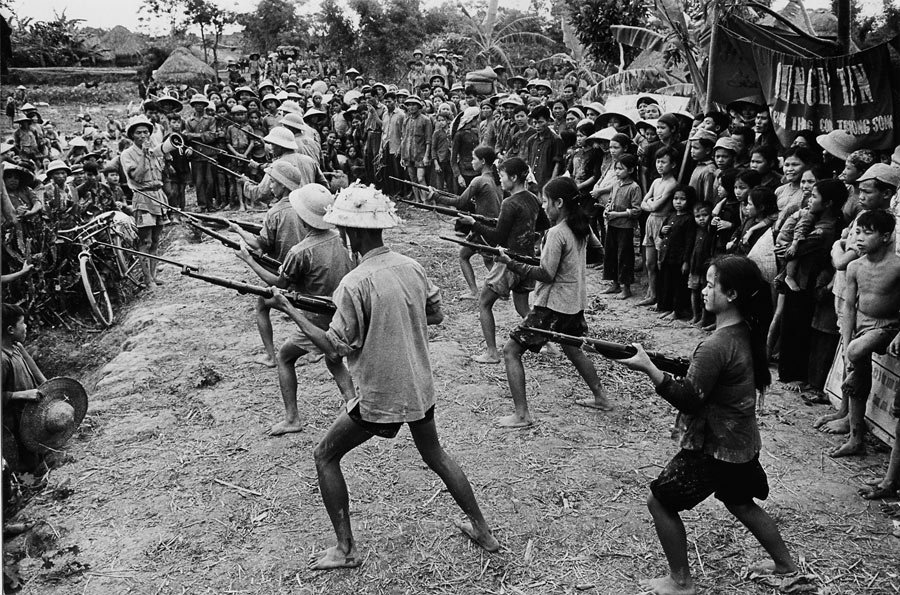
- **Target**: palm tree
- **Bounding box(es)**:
[458,0,556,73]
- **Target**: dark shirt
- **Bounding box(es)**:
[527,127,564,191]
[689,223,714,276]
[472,190,545,255]
[659,211,695,265]
[656,323,762,463]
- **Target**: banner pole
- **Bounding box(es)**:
[704,1,720,112]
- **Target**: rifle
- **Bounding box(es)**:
[189,140,255,164]
[522,327,690,377]
[190,151,246,179]
[390,176,456,200]
[135,190,282,271]
[94,242,334,315]
[212,113,268,143]
[440,235,540,266]
[398,199,498,227]
[183,211,263,235]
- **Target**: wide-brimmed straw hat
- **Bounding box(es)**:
[289,183,334,229]
[45,160,71,177]
[20,377,88,453]
[3,163,35,186]
[817,129,858,160]
[262,126,298,150]
[267,161,303,191]
[324,183,402,229]
[858,163,900,188]
[596,111,635,130]
[157,95,183,112]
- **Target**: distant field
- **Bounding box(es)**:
[7,67,139,85]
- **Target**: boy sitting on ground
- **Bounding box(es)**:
[831,210,900,458]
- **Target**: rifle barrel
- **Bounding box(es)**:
[439,235,539,266]
[190,140,254,163]
[389,176,455,198]
[211,113,267,143]
[191,152,245,178]
[93,240,198,271]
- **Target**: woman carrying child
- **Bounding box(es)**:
[617,255,798,595]
[494,177,611,428]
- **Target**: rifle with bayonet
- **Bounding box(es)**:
[95,242,334,315]
[398,199,498,226]
[522,327,690,377]
[389,176,457,200]
[135,190,281,271]
[440,236,540,266]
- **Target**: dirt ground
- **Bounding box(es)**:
[4,198,898,595]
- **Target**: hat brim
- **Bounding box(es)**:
[20,377,88,453]
[816,134,854,160]
[268,169,301,191]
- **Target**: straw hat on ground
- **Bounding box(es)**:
[19,377,88,454]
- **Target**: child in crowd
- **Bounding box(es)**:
[749,144,782,190]
[831,209,900,459]
[495,177,611,428]
[840,149,876,223]
[687,129,717,204]
[730,186,776,256]
[617,255,798,595]
[656,185,696,320]
[688,200,715,325]
[712,137,737,173]
[711,169,741,255]
[602,154,642,299]
[639,146,679,306]
[164,115,191,214]
[432,113,453,193]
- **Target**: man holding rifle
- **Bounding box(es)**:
[230,160,305,368]
[234,184,354,436]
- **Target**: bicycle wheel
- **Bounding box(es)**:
[111,234,143,286]
[80,253,114,327]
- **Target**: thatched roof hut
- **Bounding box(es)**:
[101,26,145,64]
[154,47,216,85]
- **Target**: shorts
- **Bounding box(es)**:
[348,404,435,439]
[485,260,534,299]
[642,214,667,248]
[284,329,322,356]
[134,210,166,228]
[853,311,900,345]
[510,306,588,353]
[650,449,769,512]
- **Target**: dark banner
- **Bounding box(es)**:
[751,40,896,150]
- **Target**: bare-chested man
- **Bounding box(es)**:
[831,209,900,458]
[816,164,897,434]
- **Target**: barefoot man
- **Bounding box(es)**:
[269,184,499,569]
[234,184,355,435]
[830,209,900,458]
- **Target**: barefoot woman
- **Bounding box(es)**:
[270,184,499,569]
[618,255,797,594]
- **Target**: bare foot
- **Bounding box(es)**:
[268,420,303,436]
[455,520,500,552]
[602,285,621,294]
[813,411,843,429]
[748,558,797,575]
[459,293,477,301]
[472,352,501,364]
[659,311,676,320]
[309,545,361,570]
[153,278,164,286]
[822,416,850,434]
[701,323,716,332]
[615,289,632,300]
[638,575,696,595]
[254,354,277,368]
[637,297,657,307]
[497,413,533,428]
[575,397,613,411]
[859,483,898,500]
[830,440,866,458]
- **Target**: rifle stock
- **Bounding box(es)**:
[439,236,540,266]
[95,241,334,315]
[522,327,690,376]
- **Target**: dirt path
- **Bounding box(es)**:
[9,208,899,594]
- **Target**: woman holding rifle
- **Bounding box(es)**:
[615,255,797,595]
[492,176,611,428]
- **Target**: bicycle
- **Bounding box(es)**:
[56,211,141,327]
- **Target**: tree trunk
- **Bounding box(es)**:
[483,0,497,32]
[199,23,209,62]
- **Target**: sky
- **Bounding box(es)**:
[2,0,890,36]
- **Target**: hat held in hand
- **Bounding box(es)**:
[20,377,88,453]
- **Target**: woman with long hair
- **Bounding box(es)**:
[494,177,611,427]
[617,255,797,594]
